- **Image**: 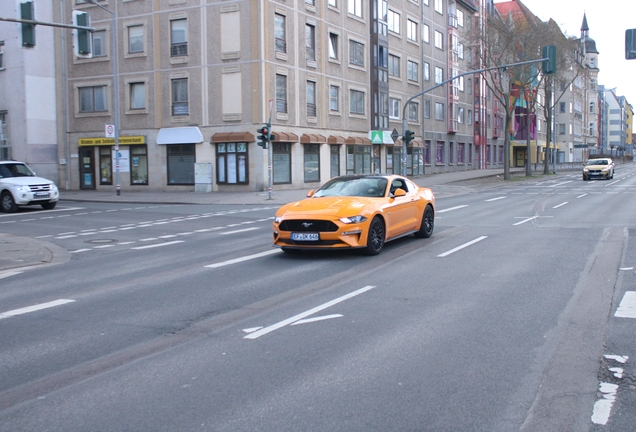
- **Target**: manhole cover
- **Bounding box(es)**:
[85,239,119,244]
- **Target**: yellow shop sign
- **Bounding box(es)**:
[79,136,146,146]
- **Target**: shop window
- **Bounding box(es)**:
[407,147,424,175]
[216,142,248,184]
[330,145,340,178]
[386,146,395,174]
[99,146,112,185]
[346,145,371,174]
[273,143,291,184]
[167,144,195,185]
[304,144,320,183]
[130,145,148,185]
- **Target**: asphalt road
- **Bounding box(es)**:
[1,167,635,431]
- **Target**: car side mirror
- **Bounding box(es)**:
[391,188,406,198]
[307,190,315,197]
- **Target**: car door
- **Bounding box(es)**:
[384,178,418,237]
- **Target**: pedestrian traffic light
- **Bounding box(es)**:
[626,29,636,60]
[541,45,557,75]
[257,123,271,149]
[403,130,415,146]
[72,10,92,58]
[20,1,35,48]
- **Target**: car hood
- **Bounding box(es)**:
[0,176,56,186]
[277,196,376,218]
[584,164,610,169]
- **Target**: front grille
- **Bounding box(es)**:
[279,239,345,246]
[28,184,51,192]
[279,220,339,232]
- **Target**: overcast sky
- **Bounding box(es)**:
[493,0,636,107]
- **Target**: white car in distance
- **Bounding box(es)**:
[0,161,59,213]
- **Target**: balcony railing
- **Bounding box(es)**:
[171,42,188,57]
[172,102,189,116]
[275,38,287,53]
[448,14,458,28]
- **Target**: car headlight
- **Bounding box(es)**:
[583,168,589,172]
[602,168,609,172]
[16,185,31,193]
[274,216,282,223]
[340,215,367,224]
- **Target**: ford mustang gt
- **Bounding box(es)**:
[272,174,435,255]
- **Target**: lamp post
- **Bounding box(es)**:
[86,0,120,196]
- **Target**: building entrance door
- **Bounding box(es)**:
[79,147,95,189]
[514,148,527,167]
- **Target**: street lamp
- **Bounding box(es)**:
[86,0,120,196]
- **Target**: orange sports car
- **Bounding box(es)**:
[272,174,435,255]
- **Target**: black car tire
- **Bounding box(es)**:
[1,191,18,213]
[41,201,57,210]
[364,217,385,255]
[414,205,434,238]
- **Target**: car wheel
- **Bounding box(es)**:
[414,205,434,238]
[582,176,587,181]
[1,191,18,213]
[41,201,57,210]
[364,217,385,256]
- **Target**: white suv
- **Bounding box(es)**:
[0,161,59,213]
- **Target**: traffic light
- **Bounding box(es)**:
[72,11,92,58]
[626,29,636,60]
[403,130,414,146]
[20,1,35,47]
[257,123,271,149]
[541,45,557,75]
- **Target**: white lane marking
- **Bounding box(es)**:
[437,205,469,214]
[69,248,91,254]
[553,202,568,209]
[291,314,343,325]
[577,193,588,198]
[548,181,573,187]
[0,270,23,280]
[604,355,629,364]
[242,327,264,334]
[486,196,506,202]
[219,227,260,235]
[514,216,538,226]
[205,249,282,268]
[131,241,184,250]
[0,299,75,320]
[591,382,619,425]
[614,291,636,318]
[437,236,488,258]
[55,235,78,239]
[94,245,115,249]
[609,367,624,379]
[244,285,375,339]
[619,267,634,271]
[605,180,620,187]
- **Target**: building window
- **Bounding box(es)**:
[330,145,340,177]
[387,10,400,34]
[306,24,315,61]
[424,99,430,119]
[275,14,286,53]
[422,24,429,43]
[589,101,595,113]
[434,66,443,84]
[457,10,464,27]
[421,62,429,81]
[304,144,320,183]
[458,107,465,123]
[329,33,339,59]
[389,97,401,119]
[559,124,565,135]
[0,112,8,161]
[434,0,442,14]
[128,25,144,53]
[436,141,444,163]
[306,0,315,5]
[171,78,188,116]
[130,145,148,185]
[167,144,195,185]
[435,102,444,120]
[0,41,4,69]
[348,0,363,18]
[130,82,145,110]
[408,102,419,122]
[434,30,443,49]
[99,146,112,185]
[79,86,107,113]
[93,30,106,57]
[449,142,454,164]
[350,89,365,115]
[346,145,372,174]
[457,143,465,163]
[388,54,400,77]
[407,60,418,82]
[349,40,365,67]
[274,74,288,114]
[559,102,565,113]
[307,81,316,117]
[329,0,338,7]
[273,143,291,184]
[330,85,340,111]
[170,19,187,57]
[467,78,472,95]
[458,43,464,59]
[216,142,248,185]
[407,19,417,42]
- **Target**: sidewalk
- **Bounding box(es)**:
[0,167,540,273]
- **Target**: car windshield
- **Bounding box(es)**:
[587,159,607,166]
[0,163,35,178]
[314,177,388,198]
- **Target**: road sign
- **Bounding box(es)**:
[391,128,399,142]
[105,124,115,138]
[368,130,394,144]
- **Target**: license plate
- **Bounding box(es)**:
[291,232,319,241]
[34,193,50,199]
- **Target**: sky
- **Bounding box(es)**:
[493,0,636,105]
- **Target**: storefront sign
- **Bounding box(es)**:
[112,149,130,173]
[79,136,146,146]
[368,130,394,144]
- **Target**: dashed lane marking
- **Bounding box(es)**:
[0,299,75,320]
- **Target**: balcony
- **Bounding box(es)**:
[448,14,458,28]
